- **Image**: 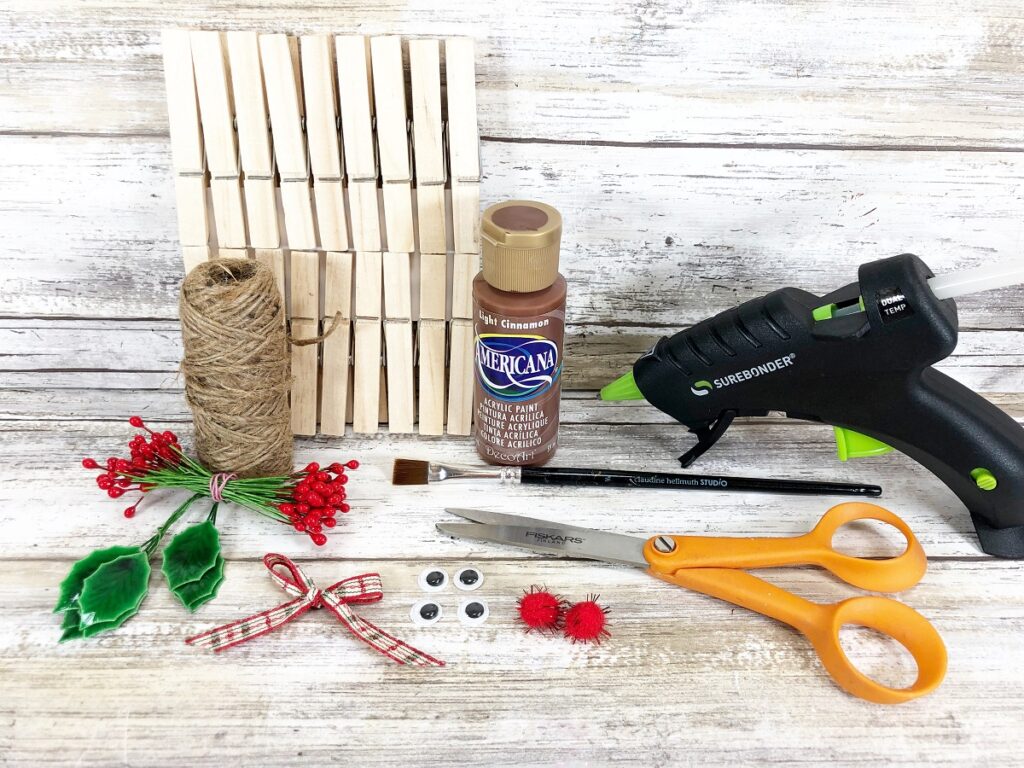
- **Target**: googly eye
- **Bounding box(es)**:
[417,566,449,592]
[454,566,484,591]
[410,600,443,627]
[458,598,489,626]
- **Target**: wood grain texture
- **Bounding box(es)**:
[4,1,1024,148]
[4,0,1024,764]
[5,555,1023,767]
[3,319,1020,398]
[3,134,1024,328]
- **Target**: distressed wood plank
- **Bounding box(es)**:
[2,2,1024,147]
[5,557,1024,766]
[6,378,1024,428]
[3,135,1024,328]
[1,319,1022,399]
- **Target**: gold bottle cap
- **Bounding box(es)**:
[481,200,562,292]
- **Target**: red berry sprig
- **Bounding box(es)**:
[81,416,183,518]
[81,416,360,546]
[276,460,360,546]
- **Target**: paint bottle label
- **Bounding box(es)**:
[473,307,564,465]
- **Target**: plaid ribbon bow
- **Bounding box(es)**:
[185,554,444,666]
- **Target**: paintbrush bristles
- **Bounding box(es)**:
[392,458,430,485]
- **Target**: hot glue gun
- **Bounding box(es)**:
[601,254,1024,557]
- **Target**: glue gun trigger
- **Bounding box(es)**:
[678,410,737,468]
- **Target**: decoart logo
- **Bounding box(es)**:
[475,334,561,402]
[690,353,796,396]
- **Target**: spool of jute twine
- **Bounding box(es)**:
[179,259,293,478]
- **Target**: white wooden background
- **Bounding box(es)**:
[3,1,1024,765]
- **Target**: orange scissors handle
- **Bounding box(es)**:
[650,566,947,704]
[643,503,947,704]
[646,502,927,592]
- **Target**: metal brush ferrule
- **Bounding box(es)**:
[428,463,522,483]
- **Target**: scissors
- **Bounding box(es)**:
[438,501,947,704]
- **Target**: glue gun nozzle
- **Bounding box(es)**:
[599,370,646,402]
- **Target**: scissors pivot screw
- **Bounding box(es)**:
[653,536,676,553]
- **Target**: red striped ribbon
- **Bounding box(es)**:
[185,553,444,666]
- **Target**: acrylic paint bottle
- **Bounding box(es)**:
[473,200,565,466]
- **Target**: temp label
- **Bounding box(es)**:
[876,286,915,325]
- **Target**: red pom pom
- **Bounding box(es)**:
[517,586,565,632]
[563,595,610,644]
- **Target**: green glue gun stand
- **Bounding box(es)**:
[601,254,1024,558]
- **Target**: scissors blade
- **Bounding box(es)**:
[445,507,611,534]
[437,518,648,567]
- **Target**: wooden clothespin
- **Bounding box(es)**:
[446,37,481,255]
[289,250,320,436]
[189,30,247,257]
[161,30,210,273]
[299,34,352,436]
[260,34,317,251]
[336,35,381,252]
[445,37,481,436]
[417,248,448,436]
[409,39,448,435]
[320,252,353,436]
[260,33,320,436]
[225,31,284,297]
[301,35,349,253]
[383,252,415,433]
[352,251,383,434]
[370,36,415,254]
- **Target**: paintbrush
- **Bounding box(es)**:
[391,459,881,497]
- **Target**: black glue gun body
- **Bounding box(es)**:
[632,254,1024,557]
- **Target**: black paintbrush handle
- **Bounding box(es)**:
[519,466,881,497]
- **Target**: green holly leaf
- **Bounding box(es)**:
[59,608,83,642]
[79,608,139,638]
[54,545,139,613]
[185,556,225,612]
[173,555,226,612]
[77,552,151,629]
[161,521,221,591]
